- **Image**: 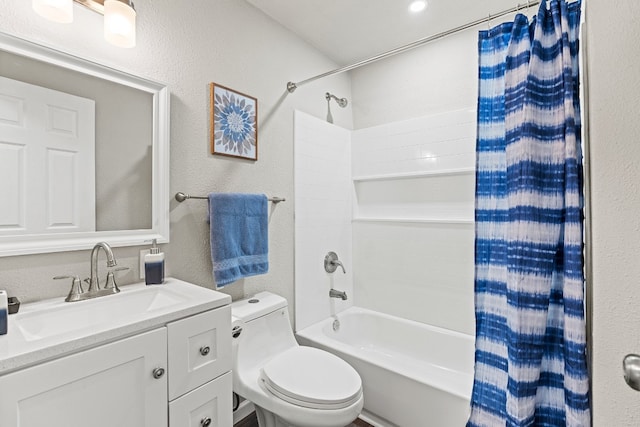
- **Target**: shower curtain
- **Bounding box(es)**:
[468,1,589,426]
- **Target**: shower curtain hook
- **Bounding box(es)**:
[487,13,491,30]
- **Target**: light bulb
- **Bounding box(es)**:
[32,0,73,23]
[409,0,428,13]
[104,0,136,48]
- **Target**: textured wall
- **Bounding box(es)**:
[586,0,640,424]
[0,0,352,312]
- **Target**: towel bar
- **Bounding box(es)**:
[175,192,285,204]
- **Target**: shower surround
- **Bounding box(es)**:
[294,108,476,425]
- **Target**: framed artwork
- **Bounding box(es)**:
[209,83,258,160]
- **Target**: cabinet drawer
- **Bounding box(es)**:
[169,371,232,427]
[167,306,231,400]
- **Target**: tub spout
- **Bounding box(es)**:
[330,289,348,300]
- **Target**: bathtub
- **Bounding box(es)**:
[296,307,475,427]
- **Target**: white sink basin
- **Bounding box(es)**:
[15,285,188,342]
[0,278,231,374]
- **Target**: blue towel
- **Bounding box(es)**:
[209,193,268,287]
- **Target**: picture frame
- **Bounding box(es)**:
[209,83,258,160]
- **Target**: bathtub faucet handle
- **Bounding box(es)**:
[324,251,346,274]
[333,259,346,274]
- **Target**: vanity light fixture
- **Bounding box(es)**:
[32,0,137,48]
[408,0,428,13]
[32,0,74,23]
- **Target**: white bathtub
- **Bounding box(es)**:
[296,307,475,427]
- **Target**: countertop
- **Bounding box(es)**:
[0,278,231,375]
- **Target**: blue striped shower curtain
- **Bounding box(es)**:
[468,1,589,426]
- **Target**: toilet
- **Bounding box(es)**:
[231,292,363,427]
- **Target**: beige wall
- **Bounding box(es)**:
[587,0,640,424]
[0,0,353,309]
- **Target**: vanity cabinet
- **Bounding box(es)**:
[0,304,232,427]
[0,328,168,427]
[168,306,232,427]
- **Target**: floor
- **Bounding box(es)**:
[234,412,373,427]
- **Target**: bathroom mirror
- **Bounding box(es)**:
[0,32,169,256]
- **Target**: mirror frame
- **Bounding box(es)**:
[0,32,170,256]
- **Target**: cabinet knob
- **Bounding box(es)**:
[152,367,165,379]
[200,417,212,427]
[200,346,211,356]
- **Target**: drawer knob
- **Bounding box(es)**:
[232,326,242,338]
[200,346,211,356]
[152,367,165,379]
[201,417,212,427]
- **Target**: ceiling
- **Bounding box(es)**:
[245,0,526,66]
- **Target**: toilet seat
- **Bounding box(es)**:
[260,346,362,410]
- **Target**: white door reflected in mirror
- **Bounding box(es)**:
[0,76,96,236]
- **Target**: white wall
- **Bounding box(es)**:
[294,111,353,331]
[351,110,476,335]
[586,0,640,424]
[0,0,353,313]
[294,107,476,335]
[349,27,480,335]
[350,27,479,129]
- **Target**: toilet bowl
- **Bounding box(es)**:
[231,292,363,427]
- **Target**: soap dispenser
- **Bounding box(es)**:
[144,239,165,285]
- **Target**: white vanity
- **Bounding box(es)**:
[0,278,232,427]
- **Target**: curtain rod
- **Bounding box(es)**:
[286,1,541,93]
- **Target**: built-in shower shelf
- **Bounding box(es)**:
[353,217,474,225]
[352,167,475,182]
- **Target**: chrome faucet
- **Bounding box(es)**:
[324,251,346,274]
[329,289,348,300]
[87,242,117,292]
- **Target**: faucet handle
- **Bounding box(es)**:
[104,267,129,292]
[324,251,347,274]
[53,275,84,302]
[333,259,346,274]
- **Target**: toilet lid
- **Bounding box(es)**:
[260,346,362,410]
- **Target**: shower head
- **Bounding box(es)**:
[325,92,348,123]
[326,92,348,108]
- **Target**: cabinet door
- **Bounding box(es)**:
[169,371,232,427]
[0,328,168,427]
[167,306,231,400]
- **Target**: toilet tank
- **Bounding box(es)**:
[231,292,298,371]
